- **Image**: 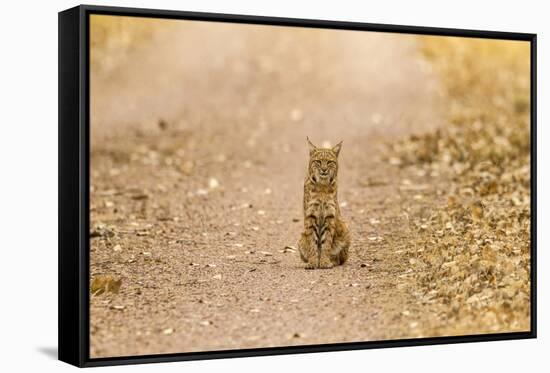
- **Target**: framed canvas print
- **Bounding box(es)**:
[58,4,537,367]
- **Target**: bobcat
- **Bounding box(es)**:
[298,138,351,269]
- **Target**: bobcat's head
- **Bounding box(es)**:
[307,137,342,186]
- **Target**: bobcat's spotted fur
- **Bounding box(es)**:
[298,138,351,269]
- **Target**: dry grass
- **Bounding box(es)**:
[391,36,531,334]
[90,15,170,72]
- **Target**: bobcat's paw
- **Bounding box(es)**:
[319,259,334,269]
[305,262,316,270]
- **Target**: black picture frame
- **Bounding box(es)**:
[58,4,537,368]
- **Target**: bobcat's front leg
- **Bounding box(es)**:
[298,216,318,269]
[318,222,335,269]
[298,232,318,269]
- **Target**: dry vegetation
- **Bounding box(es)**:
[390,37,531,334]
[90,15,168,72]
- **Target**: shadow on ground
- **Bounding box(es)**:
[37,346,57,360]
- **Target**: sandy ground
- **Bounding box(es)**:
[89,21,448,358]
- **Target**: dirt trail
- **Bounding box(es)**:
[90,22,446,357]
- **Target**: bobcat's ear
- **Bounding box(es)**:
[332,141,343,157]
[307,137,317,154]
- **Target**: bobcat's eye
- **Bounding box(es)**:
[328,161,336,167]
[312,160,321,167]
